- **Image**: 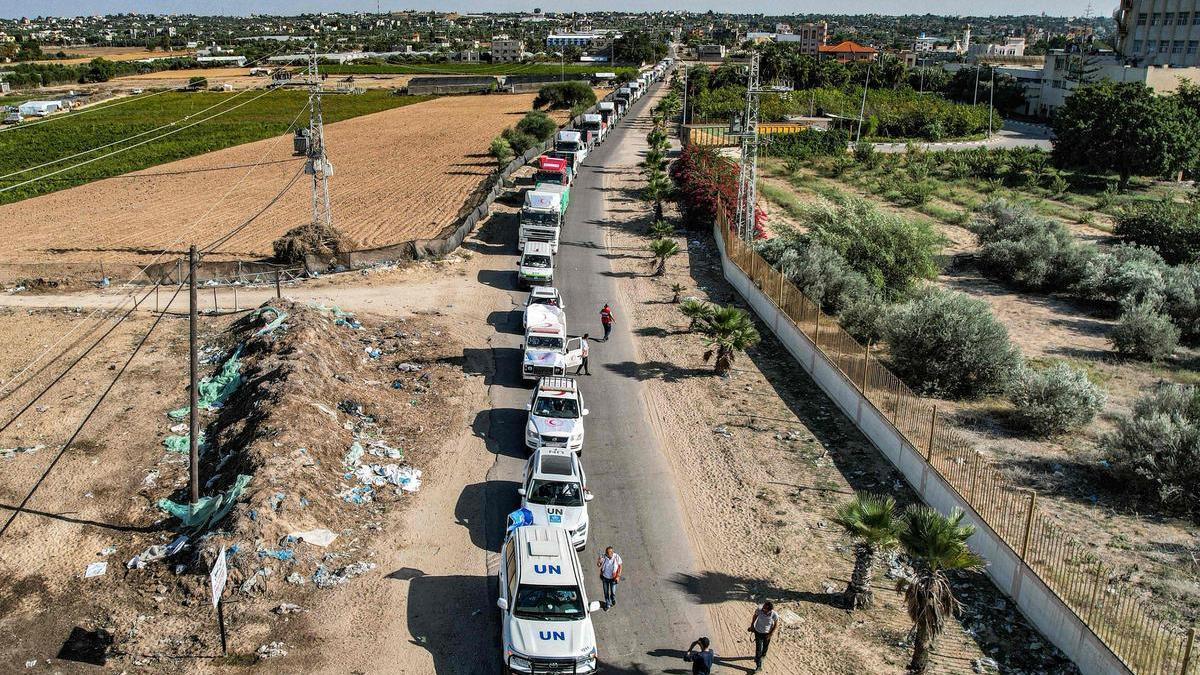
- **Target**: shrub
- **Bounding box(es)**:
[896,180,933,206]
[802,195,943,298]
[853,141,878,167]
[500,128,538,156]
[970,199,1088,290]
[884,288,1022,398]
[515,110,557,141]
[840,294,889,344]
[763,240,874,314]
[1075,243,1167,305]
[1109,302,1179,361]
[489,136,514,167]
[1115,199,1200,265]
[1105,384,1200,517]
[1007,363,1106,436]
[1163,264,1200,342]
[533,80,596,110]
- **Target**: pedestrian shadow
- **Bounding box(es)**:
[670,570,846,609]
[603,360,707,382]
[645,648,756,674]
[404,571,501,674]
[455,480,519,552]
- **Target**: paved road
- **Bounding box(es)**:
[478,79,711,672]
[873,120,1053,152]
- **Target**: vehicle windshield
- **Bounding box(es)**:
[522,211,560,226]
[557,142,582,152]
[534,396,580,419]
[513,584,585,621]
[583,122,600,130]
[528,479,584,507]
[530,296,559,307]
[523,255,552,269]
[527,336,564,350]
[533,171,564,185]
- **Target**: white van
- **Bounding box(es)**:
[517,240,554,288]
[498,526,600,673]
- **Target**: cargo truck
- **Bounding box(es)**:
[519,190,564,252]
[580,113,605,147]
[553,130,587,173]
[534,155,572,187]
[597,102,616,128]
[535,182,569,212]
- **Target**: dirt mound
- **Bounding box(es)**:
[0,299,465,668]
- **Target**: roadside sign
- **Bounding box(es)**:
[210,546,227,609]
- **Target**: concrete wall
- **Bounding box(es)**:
[711,223,1132,675]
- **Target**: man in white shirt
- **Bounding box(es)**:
[596,546,622,610]
[575,333,591,376]
[749,601,779,671]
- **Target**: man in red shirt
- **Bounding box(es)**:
[599,304,614,341]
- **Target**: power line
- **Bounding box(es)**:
[0,280,185,540]
[202,163,306,254]
[0,43,296,136]
[0,87,279,196]
[0,88,256,182]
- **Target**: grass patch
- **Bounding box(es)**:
[758,180,809,220]
[0,89,432,205]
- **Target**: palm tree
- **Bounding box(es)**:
[679,299,713,330]
[700,306,761,375]
[832,494,900,610]
[648,238,680,276]
[896,506,985,674]
[649,219,674,238]
[670,283,685,303]
[643,168,671,222]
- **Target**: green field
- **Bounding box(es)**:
[320,62,625,77]
[0,88,431,205]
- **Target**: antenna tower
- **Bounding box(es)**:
[733,52,761,244]
[305,44,334,239]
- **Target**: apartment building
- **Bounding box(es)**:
[745,22,829,55]
[491,37,525,62]
[1115,0,1200,67]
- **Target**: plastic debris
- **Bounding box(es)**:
[313,561,377,588]
[290,528,338,547]
[25,660,36,668]
[286,572,307,585]
[127,535,189,569]
[338,485,374,504]
[168,346,244,419]
[252,306,289,336]
[258,548,295,562]
[972,656,1000,673]
[99,546,117,557]
[273,603,303,615]
[267,492,286,511]
[343,442,365,468]
[163,431,206,454]
[157,474,251,533]
[366,440,403,460]
[713,425,732,438]
[84,562,107,578]
[256,642,288,658]
[396,362,422,372]
[1,445,43,459]
[365,347,382,359]
[353,464,422,493]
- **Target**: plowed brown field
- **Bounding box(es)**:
[0,93,549,266]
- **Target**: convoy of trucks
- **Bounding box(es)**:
[500,59,670,674]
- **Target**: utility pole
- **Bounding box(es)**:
[973,64,981,105]
[734,52,761,244]
[188,245,199,507]
[856,64,871,143]
[680,65,688,128]
[987,66,995,138]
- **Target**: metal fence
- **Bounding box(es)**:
[683,120,821,147]
[715,204,1198,675]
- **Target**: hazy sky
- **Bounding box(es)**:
[1,1,1105,20]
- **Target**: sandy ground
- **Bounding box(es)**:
[0,92,547,267]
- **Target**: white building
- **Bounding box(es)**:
[969,37,1027,59]
[546,32,618,49]
[196,55,247,67]
[18,100,64,116]
[1115,0,1200,68]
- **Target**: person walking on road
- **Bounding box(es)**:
[685,636,716,674]
[749,601,779,671]
[596,546,622,610]
[575,334,591,376]
[599,304,614,341]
